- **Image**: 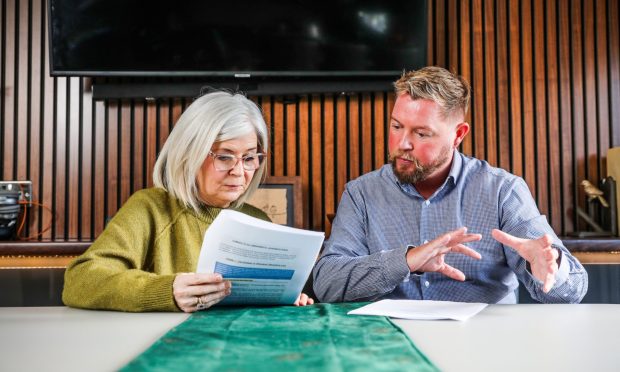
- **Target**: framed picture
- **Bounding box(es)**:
[247,176,303,228]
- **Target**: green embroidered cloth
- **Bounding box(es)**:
[122,303,438,371]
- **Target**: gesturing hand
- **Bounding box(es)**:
[173,273,231,313]
[406,227,482,281]
[491,229,559,293]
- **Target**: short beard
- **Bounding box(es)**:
[389,147,452,185]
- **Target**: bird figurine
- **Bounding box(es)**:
[581,180,610,208]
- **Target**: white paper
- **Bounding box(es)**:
[196,210,324,306]
[348,299,488,321]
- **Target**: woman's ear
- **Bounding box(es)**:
[453,122,470,147]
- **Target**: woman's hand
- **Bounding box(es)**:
[173,273,231,313]
[294,292,314,306]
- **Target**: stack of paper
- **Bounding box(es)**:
[348,299,488,321]
[197,210,324,306]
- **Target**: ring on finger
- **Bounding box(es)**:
[196,296,207,310]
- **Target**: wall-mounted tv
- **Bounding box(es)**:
[48,0,428,78]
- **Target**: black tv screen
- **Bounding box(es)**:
[49,0,427,77]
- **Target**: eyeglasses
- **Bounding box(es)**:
[208,151,266,171]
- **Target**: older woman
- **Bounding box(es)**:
[62,90,313,312]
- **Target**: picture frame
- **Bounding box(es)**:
[247,176,303,228]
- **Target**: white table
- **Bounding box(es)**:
[1,304,619,372]
[393,304,620,372]
[0,307,188,372]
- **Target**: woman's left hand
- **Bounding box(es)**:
[294,293,314,306]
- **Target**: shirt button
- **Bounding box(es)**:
[424,281,430,287]
[425,200,430,206]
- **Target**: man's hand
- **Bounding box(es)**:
[491,229,559,293]
[406,227,482,281]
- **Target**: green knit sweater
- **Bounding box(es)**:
[62,187,268,312]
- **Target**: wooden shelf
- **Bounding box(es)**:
[0,242,91,269]
[1,237,619,268]
[0,241,92,256]
[561,237,620,252]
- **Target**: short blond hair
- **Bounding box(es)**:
[394,66,471,120]
[153,91,268,212]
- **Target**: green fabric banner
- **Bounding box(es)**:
[122,303,438,372]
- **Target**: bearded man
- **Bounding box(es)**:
[312,66,588,304]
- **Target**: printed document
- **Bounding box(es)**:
[348,299,488,321]
[196,210,324,305]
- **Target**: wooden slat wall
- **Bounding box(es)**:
[430,0,620,233]
[1,0,619,241]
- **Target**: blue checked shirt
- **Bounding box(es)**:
[313,151,588,304]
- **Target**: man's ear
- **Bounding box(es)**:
[453,122,470,147]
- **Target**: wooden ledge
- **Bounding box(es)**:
[0,255,78,269]
[572,251,620,264]
[0,241,92,256]
[561,237,620,252]
[0,237,619,267]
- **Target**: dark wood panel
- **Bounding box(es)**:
[521,0,536,197]
[132,101,145,195]
[272,98,284,177]
[80,81,93,240]
[93,100,106,237]
[483,0,497,167]
[534,0,549,217]
[119,102,132,207]
[348,95,360,181]
[546,0,562,231]
[285,99,297,176]
[323,95,335,220]
[447,0,459,74]
[558,1,575,233]
[373,93,386,169]
[471,0,485,161]
[144,101,157,195]
[16,0,29,182]
[508,0,523,178]
[2,0,16,180]
[310,97,323,231]
[610,0,620,147]
[298,97,310,229]
[459,0,473,156]
[360,93,373,175]
[583,0,599,186]
[336,95,347,208]
[54,77,67,239]
[496,0,510,172]
[595,0,610,175]
[434,0,446,66]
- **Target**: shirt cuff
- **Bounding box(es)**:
[380,245,412,286]
[525,248,569,287]
[554,249,570,285]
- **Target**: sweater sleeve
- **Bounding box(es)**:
[62,191,179,312]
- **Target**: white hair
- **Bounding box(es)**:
[153,91,268,211]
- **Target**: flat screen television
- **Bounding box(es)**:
[48,0,428,78]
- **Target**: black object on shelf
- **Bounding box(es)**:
[0,190,20,240]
